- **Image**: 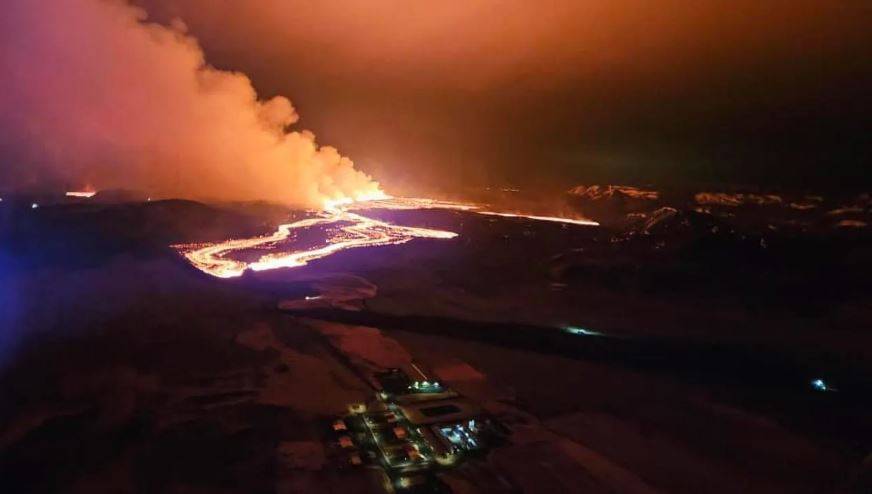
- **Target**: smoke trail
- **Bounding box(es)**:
[0,0,383,207]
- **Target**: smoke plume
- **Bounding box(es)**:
[0,0,383,207]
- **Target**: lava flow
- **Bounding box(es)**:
[476,211,599,226]
[175,199,458,278]
[65,191,96,198]
[176,197,597,278]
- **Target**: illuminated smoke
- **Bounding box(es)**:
[0,0,383,207]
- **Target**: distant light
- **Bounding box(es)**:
[304,295,321,301]
[65,191,96,198]
[811,378,833,392]
[409,380,442,392]
[31,203,39,209]
[563,326,603,336]
[477,211,599,226]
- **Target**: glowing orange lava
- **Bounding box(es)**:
[175,197,597,278]
[346,197,600,226]
[175,200,457,278]
[65,191,96,198]
[476,211,599,226]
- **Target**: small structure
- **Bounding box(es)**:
[334,369,503,486]
[375,368,414,394]
[399,397,481,426]
[338,436,355,449]
[409,380,443,393]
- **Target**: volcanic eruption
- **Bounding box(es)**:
[0,0,383,208]
[1,0,605,280]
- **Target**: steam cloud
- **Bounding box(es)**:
[0,0,383,207]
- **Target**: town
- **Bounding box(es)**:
[330,367,506,492]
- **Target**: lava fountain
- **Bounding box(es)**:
[175,197,597,278]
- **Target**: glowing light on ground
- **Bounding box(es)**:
[477,211,599,226]
[66,191,96,198]
[563,326,604,336]
[175,200,457,278]
[176,196,598,278]
[810,378,836,392]
[348,197,599,226]
[347,197,479,212]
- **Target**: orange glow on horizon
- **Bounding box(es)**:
[65,190,97,198]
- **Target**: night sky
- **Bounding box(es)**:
[139,0,871,192]
[2,1,870,198]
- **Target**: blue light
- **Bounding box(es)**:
[811,379,829,392]
[563,326,602,336]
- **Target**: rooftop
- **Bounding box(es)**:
[399,397,482,425]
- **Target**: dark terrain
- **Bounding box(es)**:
[1,186,870,493]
